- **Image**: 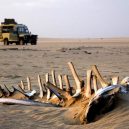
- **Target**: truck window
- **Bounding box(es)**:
[2,26,14,33]
[18,26,29,34]
[0,27,1,34]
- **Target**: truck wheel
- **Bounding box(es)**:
[19,39,24,45]
[31,42,37,45]
[4,39,9,45]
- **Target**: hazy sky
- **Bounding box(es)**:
[0,0,129,38]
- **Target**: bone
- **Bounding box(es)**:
[38,75,44,98]
[51,70,57,86]
[91,65,109,87]
[92,75,98,93]
[85,69,92,98]
[17,85,26,93]
[45,73,49,83]
[45,73,51,100]
[68,62,82,97]
[45,82,71,100]
[120,77,129,86]
[112,76,119,85]
[58,75,63,90]
[0,98,56,107]
[63,75,71,93]
[20,80,25,90]
[27,77,32,91]
[0,86,3,97]
[2,85,10,97]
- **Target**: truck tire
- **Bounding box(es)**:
[31,42,37,45]
[4,39,9,45]
[19,39,24,45]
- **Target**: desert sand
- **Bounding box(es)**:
[0,38,129,128]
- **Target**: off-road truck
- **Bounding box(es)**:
[0,19,38,45]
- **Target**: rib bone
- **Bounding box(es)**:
[58,75,63,90]
[51,70,57,86]
[38,75,44,98]
[91,65,109,87]
[112,76,119,85]
[21,80,25,90]
[45,82,71,100]
[45,73,51,100]
[68,62,82,97]
[2,85,10,97]
[63,75,71,93]
[27,77,32,91]
[45,73,49,83]
[92,75,98,93]
[85,69,92,98]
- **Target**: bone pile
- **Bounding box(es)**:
[0,62,129,124]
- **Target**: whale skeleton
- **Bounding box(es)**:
[0,62,129,124]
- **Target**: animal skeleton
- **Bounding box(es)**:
[0,62,129,124]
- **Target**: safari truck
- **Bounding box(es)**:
[0,19,38,45]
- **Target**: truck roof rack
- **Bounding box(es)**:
[1,19,17,25]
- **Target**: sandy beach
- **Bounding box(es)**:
[0,38,129,128]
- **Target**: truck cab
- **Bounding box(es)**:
[0,19,38,45]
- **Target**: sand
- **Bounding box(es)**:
[0,38,129,128]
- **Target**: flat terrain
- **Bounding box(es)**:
[0,38,129,128]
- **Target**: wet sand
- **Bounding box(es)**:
[0,38,129,128]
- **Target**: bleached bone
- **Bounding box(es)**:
[2,85,10,97]
[58,75,63,90]
[85,84,122,123]
[38,75,44,98]
[12,85,35,97]
[68,62,82,97]
[85,69,92,98]
[45,73,49,83]
[120,77,129,86]
[92,75,98,93]
[45,73,51,100]
[51,70,57,86]
[45,82,72,100]
[27,77,32,91]
[112,76,119,85]
[63,75,71,93]
[0,98,55,107]
[91,65,109,87]
[20,80,25,90]
[0,86,3,97]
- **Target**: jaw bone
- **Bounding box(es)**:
[91,65,109,88]
[68,62,83,97]
[84,84,121,123]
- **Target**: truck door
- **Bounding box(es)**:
[0,26,3,41]
[9,27,18,42]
